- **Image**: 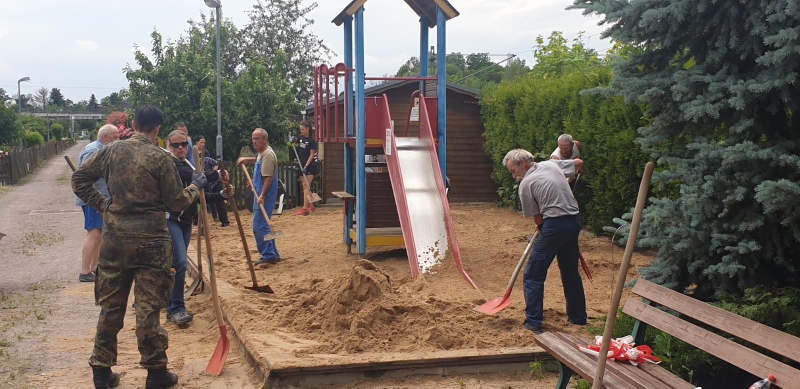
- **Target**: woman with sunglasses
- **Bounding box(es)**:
[164,130,232,326]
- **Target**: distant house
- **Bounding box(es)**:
[308,80,498,203]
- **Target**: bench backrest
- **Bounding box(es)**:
[624,279,800,385]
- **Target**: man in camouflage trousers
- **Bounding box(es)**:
[72,105,210,389]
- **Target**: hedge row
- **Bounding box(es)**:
[480,67,651,233]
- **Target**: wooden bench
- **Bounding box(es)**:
[536,279,800,388]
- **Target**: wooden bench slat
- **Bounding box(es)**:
[554,333,653,389]
[623,298,800,386]
[535,332,638,389]
[632,279,800,365]
[558,333,692,389]
[637,363,696,389]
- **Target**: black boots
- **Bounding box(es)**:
[91,367,120,389]
[146,367,179,388]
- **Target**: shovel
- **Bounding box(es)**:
[197,180,230,375]
[219,160,274,294]
[229,191,274,293]
[474,231,540,315]
[185,150,206,297]
[65,155,77,172]
[290,139,322,203]
[240,165,282,241]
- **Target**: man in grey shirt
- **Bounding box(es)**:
[503,148,587,335]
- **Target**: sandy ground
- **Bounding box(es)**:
[0,141,653,388]
[200,201,654,380]
[0,142,262,389]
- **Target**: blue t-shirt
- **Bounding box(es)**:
[75,140,111,207]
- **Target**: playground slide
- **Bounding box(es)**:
[380,95,477,288]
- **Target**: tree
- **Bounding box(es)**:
[20,114,48,139]
[571,0,800,296]
[0,104,21,145]
[49,88,65,106]
[50,123,64,140]
[126,19,301,160]
[33,87,49,109]
[503,57,530,81]
[531,31,600,79]
[241,0,331,103]
[11,94,32,112]
[88,94,99,111]
[0,88,10,104]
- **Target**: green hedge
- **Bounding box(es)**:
[481,68,650,232]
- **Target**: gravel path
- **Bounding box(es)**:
[0,141,260,388]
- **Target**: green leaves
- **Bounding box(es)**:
[481,35,649,232]
[571,0,800,296]
[125,0,323,160]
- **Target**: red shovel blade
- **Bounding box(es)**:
[579,251,593,282]
[205,325,230,376]
[474,289,513,315]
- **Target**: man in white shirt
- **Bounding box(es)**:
[550,134,581,160]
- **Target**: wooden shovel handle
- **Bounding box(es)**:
[240,165,276,227]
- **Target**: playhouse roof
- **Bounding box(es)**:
[305,79,479,112]
[332,0,459,27]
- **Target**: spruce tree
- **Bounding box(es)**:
[570,0,800,296]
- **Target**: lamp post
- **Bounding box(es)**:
[204,0,223,160]
[17,77,30,149]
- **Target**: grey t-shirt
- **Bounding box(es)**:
[518,160,579,219]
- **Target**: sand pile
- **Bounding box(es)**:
[271,258,527,355]
[206,205,656,358]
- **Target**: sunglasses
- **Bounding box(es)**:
[170,142,189,148]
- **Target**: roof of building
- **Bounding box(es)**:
[305,79,480,112]
[332,0,459,27]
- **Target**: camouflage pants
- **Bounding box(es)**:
[89,237,175,369]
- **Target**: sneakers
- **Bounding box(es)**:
[79,272,96,282]
[145,367,178,389]
[167,311,193,325]
[522,322,544,335]
[308,205,315,213]
[295,208,309,216]
[255,257,280,265]
[221,222,230,227]
[92,366,121,389]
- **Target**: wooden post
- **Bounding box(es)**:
[591,161,654,388]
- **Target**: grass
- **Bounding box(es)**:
[0,283,61,387]
[20,230,65,254]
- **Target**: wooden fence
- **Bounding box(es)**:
[225,160,325,212]
[0,139,76,185]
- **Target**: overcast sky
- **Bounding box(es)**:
[0,0,610,103]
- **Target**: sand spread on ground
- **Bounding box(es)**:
[202,203,653,359]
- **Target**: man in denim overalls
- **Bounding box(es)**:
[237,128,280,263]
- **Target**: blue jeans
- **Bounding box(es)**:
[523,215,587,328]
[167,219,192,315]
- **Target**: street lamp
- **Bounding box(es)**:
[17,77,30,149]
[204,0,223,160]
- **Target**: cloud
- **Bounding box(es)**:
[0,27,8,40]
[74,40,99,51]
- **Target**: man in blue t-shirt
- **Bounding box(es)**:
[75,124,119,282]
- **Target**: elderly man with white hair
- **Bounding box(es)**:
[503,148,587,335]
[550,134,582,160]
[76,124,120,282]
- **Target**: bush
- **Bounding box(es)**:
[481,68,650,232]
[24,130,44,146]
[50,123,64,141]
